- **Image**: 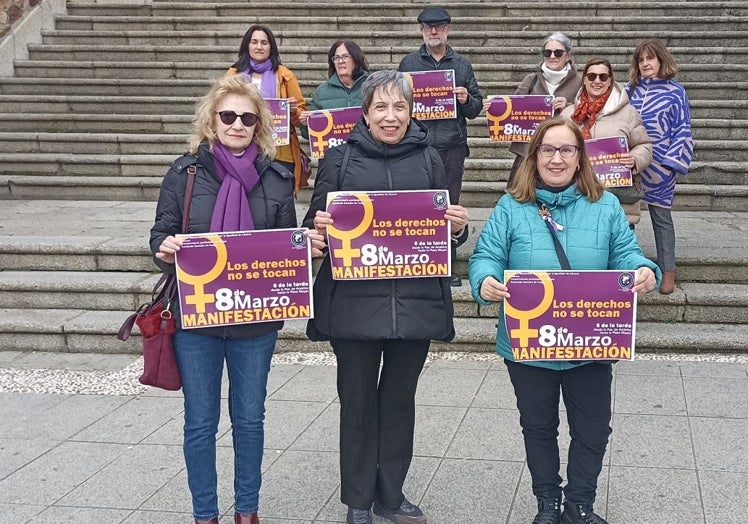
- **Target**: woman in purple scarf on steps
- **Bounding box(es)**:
[150,75,307,524]
[227,25,309,194]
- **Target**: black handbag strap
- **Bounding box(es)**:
[538,202,571,270]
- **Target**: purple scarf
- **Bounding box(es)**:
[210,142,260,232]
[243,59,277,99]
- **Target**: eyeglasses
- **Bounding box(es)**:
[585,73,611,82]
[331,54,352,63]
[542,49,566,58]
[421,23,449,32]
[217,111,259,127]
[538,144,580,158]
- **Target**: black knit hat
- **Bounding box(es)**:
[417,6,451,24]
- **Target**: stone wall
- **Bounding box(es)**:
[0,0,42,39]
[0,0,66,76]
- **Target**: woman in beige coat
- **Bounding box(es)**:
[561,58,652,226]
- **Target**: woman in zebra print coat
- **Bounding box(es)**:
[626,39,694,294]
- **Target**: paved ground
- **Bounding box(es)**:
[1,350,747,524]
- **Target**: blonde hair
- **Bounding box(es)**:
[508,118,604,202]
[189,74,276,158]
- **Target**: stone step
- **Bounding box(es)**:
[0,133,742,162]
[0,108,744,144]
[0,149,744,184]
[26,44,748,66]
[1,270,745,325]
[2,155,747,207]
[0,112,191,133]
[1,203,745,284]
[0,308,743,355]
[65,1,748,19]
[0,77,745,104]
[12,60,747,84]
[53,15,748,34]
[40,28,748,48]
[12,56,748,83]
[449,283,748,324]
[0,92,743,120]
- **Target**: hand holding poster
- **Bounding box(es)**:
[307,106,363,159]
[585,136,632,187]
[326,190,451,280]
[175,228,313,328]
[503,270,637,361]
[265,98,290,146]
[486,95,554,142]
[402,70,456,120]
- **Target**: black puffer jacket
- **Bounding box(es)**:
[398,44,483,150]
[150,142,297,338]
[303,118,462,342]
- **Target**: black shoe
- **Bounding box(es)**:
[346,506,372,524]
[373,497,426,524]
[561,502,608,524]
[449,275,462,287]
[532,494,561,524]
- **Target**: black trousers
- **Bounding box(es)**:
[436,144,468,206]
[331,338,430,510]
[505,360,613,505]
[436,145,468,276]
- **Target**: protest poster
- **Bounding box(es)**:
[403,70,456,120]
[326,190,451,280]
[265,98,290,146]
[585,136,633,187]
[307,106,363,159]
[175,228,313,328]
[485,95,554,142]
[503,270,637,361]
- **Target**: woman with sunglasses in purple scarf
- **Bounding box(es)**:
[227,25,308,194]
[150,75,299,524]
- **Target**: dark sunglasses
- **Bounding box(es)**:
[585,73,611,82]
[217,111,259,127]
[542,49,566,58]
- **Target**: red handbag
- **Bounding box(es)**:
[118,273,181,390]
[117,165,196,390]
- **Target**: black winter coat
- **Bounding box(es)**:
[150,142,297,338]
[303,118,459,342]
[398,44,483,150]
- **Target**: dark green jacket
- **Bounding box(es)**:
[300,71,369,139]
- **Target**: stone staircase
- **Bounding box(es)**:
[0,0,746,355]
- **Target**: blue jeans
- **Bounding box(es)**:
[173,329,277,520]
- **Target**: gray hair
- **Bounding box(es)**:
[361,70,414,114]
[543,32,573,53]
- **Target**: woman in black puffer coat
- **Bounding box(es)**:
[303,70,469,524]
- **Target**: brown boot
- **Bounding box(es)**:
[235,513,259,524]
[660,270,676,294]
[195,519,218,524]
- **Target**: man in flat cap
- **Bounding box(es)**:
[399,6,482,288]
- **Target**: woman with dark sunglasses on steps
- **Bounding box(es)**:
[151,75,298,524]
[561,58,653,229]
[483,32,582,184]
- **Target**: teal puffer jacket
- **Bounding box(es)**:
[468,184,661,370]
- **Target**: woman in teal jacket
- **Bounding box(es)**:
[468,118,660,524]
[299,40,370,139]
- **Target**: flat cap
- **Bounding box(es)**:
[417,6,451,24]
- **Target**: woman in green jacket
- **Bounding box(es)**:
[299,40,370,138]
